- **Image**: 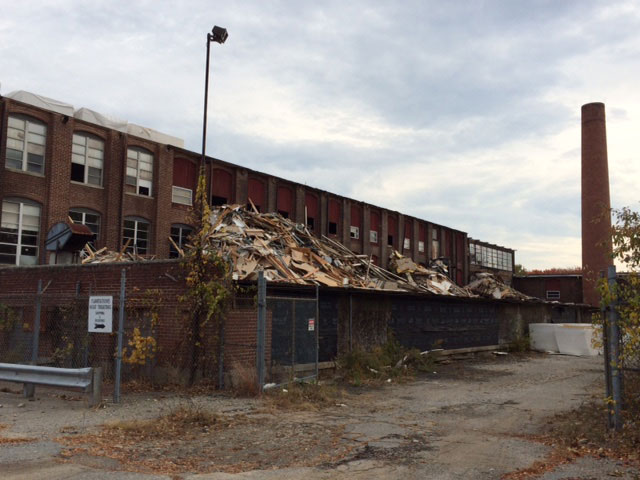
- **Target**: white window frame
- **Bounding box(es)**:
[172,186,193,206]
[546,290,561,300]
[350,226,360,239]
[418,240,425,253]
[71,133,104,186]
[5,115,46,175]
[0,198,40,266]
[126,147,153,196]
[122,217,150,255]
[370,230,378,243]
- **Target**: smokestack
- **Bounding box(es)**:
[581,102,613,306]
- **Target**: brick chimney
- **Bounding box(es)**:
[581,102,613,306]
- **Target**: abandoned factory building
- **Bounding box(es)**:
[0,90,515,285]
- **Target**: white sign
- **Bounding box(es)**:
[88,296,113,333]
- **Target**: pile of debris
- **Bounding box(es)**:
[388,250,474,297]
[466,272,533,301]
[200,205,420,291]
[80,239,155,264]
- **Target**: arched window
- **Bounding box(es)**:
[6,115,46,175]
[0,198,41,265]
[170,224,193,258]
[122,216,150,255]
[71,132,104,186]
[126,147,153,196]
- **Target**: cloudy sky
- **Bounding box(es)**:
[2,0,639,269]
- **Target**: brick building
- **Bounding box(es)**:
[0,90,515,284]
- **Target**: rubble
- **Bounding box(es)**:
[387,250,474,297]
[466,272,533,301]
[78,205,534,301]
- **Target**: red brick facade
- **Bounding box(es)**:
[0,94,514,282]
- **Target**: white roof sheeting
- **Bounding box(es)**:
[127,123,184,148]
[74,107,128,133]
[6,90,75,117]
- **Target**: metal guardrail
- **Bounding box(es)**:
[0,363,102,407]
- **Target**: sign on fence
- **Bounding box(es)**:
[88,296,113,333]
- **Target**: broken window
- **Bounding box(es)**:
[350,226,359,239]
[431,229,439,259]
[170,224,193,258]
[278,210,289,219]
[329,222,338,235]
[211,195,227,207]
[172,186,193,206]
[307,216,315,231]
[387,234,394,246]
[71,133,104,186]
[122,217,150,255]
[0,198,40,265]
[69,208,100,246]
[126,147,153,196]
[6,115,46,175]
[370,230,378,243]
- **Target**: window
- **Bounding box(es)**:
[69,208,100,241]
[126,147,153,196]
[329,222,338,235]
[170,224,193,258]
[418,241,425,253]
[370,230,378,243]
[6,116,46,175]
[172,186,192,206]
[546,290,561,300]
[307,216,315,230]
[211,196,226,206]
[0,199,40,265]
[403,238,410,249]
[122,217,150,255]
[350,226,359,239]
[71,133,104,186]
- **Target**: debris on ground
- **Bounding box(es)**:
[466,272,534,301]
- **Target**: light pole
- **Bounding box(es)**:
[201,25,228,172]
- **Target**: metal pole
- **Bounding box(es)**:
[114,269,126,404]
[315,285,319,381]
[600,271,613,428]
[257,271,266,390]
[349,293,353,352]
[25,279,43,398]
[200,33,212,172]
[30,279,42,364]
[607,265,622,431]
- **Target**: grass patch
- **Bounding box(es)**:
[104,404,236,439]
[263,381,345,411]
[336,336,436,386]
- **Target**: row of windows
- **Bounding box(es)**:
[5,114,157,197]
[0,199,193,265]
[469,243,513,271]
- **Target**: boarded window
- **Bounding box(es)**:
[212,168,233,206]
[248,178,265,212]
[277,186,293,219]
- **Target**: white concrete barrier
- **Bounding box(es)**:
[529,323,601,356]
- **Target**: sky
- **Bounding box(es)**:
[2,0,639,269]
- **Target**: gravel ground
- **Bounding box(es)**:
[1,352,638,479]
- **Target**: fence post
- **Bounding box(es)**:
[349,293,353,352]
[24,279,43,398]
[114,269,126,404]
[600,271,613,429]
[315,284,319,381]
[607,265,623,431]
[256,271,266,390]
